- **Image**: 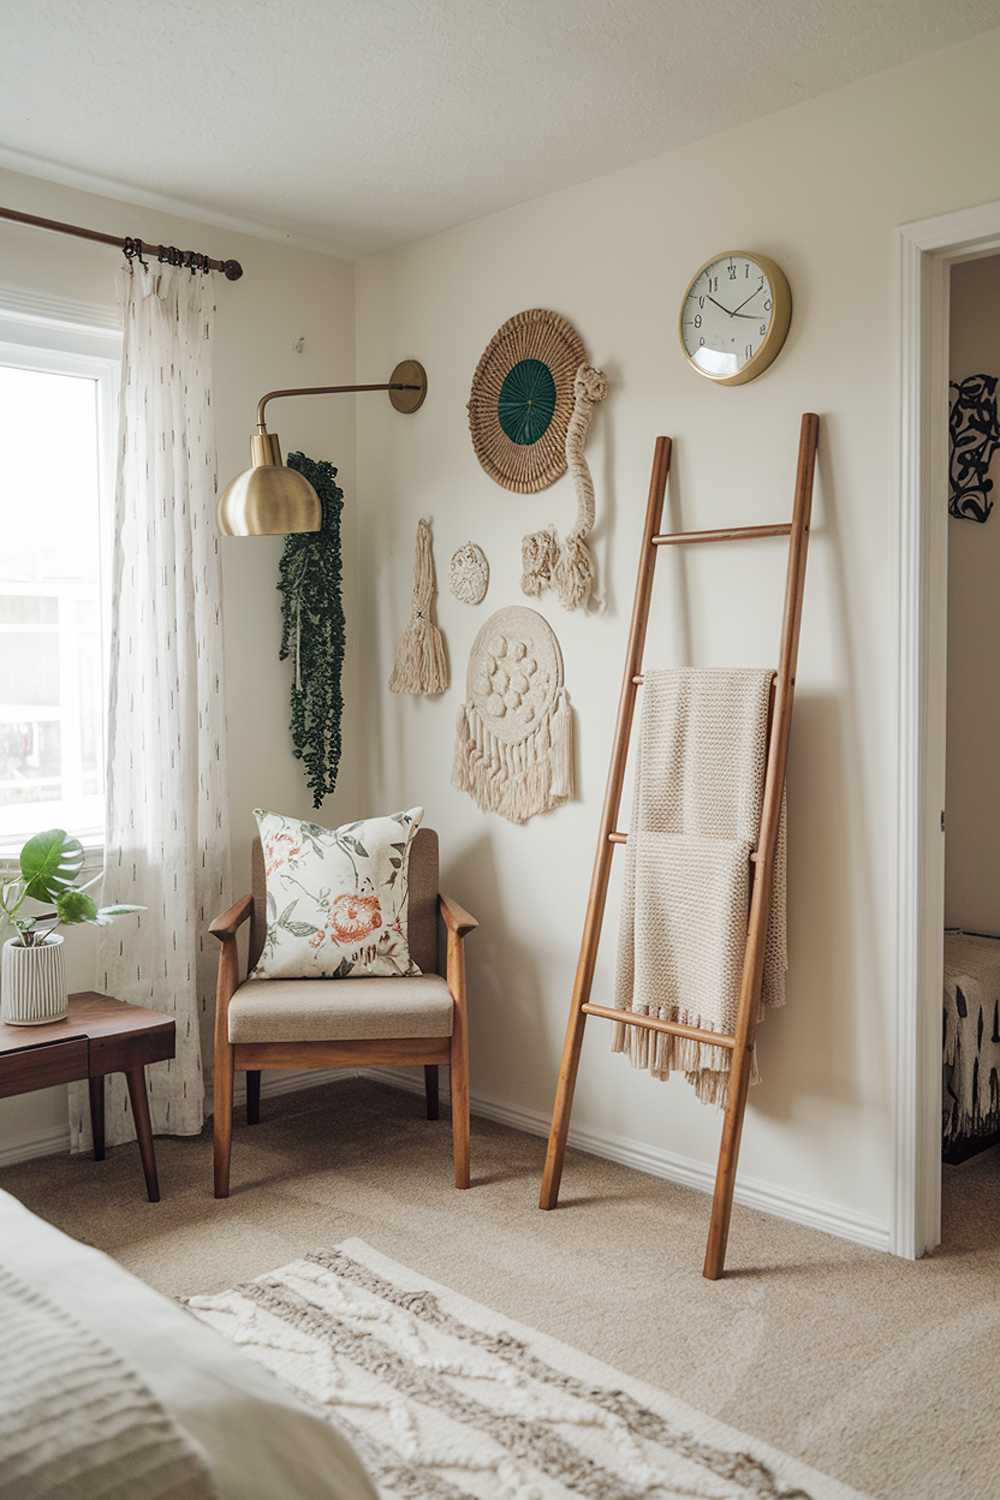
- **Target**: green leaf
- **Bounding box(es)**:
[339,834,368,858]
[278,900,298,928]
[55,889,98,925]
[20,830,85,902]
[95,903,145,919]
[285,920,318,937]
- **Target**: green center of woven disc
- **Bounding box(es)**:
[497,359,557,445]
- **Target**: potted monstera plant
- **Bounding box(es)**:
[0,829,143,1026]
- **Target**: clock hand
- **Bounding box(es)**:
[730,285,765,316]
[706,294,735,317]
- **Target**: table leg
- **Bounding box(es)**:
[126,1066,160,1203]
[88,1075,105,1161]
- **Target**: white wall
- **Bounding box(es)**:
[355,30,1000,1245]
[945,256,1000,934]
[0,167,361,1160]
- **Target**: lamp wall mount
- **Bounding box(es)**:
[218,360,428,537]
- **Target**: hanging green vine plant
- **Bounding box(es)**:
[277,452,345,808]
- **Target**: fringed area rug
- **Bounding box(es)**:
[186,1239,865,1500]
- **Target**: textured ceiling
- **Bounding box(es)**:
[3,0,1000,254]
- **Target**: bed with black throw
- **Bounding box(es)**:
[943,931,1000,1158]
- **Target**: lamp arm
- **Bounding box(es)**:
[256,379,421,429]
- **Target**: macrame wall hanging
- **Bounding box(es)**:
[521,362,608,611]
[453,605,573,824]
[950,374,1000,523]
[468,308,585,493]
[449,541,490,604]
[389,517,449,696]
[277,453,345,809]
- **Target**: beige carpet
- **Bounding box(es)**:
[1,1076,996,1500]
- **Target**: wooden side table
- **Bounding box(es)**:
[0,991,176,1201]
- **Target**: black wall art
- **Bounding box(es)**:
[949,373,1000,523]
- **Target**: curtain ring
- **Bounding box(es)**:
[122,236,147,271]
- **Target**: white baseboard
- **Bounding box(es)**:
[360,1066,891,1255]
[0,1123,72,1171]
[0,1068,355,1171]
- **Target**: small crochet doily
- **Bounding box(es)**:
[468,308,586,494]
[449,541,490,604]
[466,605,563,746]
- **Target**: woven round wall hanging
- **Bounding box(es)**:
[452,604,574,823]
[468,308,586,494]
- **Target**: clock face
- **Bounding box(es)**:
[680,253,789,383]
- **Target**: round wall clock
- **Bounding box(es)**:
[679,252,791,386]
[468,308,586,492]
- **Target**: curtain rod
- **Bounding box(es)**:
[0,203,244,281]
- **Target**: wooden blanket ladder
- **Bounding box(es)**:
[538,412,819,1280]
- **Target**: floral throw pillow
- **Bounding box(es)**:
[252,807,423,980]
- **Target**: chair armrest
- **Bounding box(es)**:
[209,894,254,942]
[439,893,479,938]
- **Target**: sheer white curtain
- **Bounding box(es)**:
[70,265,230,1150]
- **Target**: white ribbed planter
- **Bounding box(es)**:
[1,936,68,1025]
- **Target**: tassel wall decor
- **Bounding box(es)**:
[389,517,449,696]
[521,363,608,611]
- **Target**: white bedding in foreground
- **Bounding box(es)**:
[0,1188,375,1500]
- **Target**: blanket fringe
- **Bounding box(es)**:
[611,1006,763,1107]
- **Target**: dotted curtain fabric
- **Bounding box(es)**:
[69,267,231,1151]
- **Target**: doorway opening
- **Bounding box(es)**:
[941,254,1000,1242]
[895,202,1000,1259]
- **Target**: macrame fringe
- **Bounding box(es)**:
[389,517,449,696]
[519,363,607,612]
[452,689,573,825]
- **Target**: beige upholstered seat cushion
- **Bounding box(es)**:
[229,974,454,1043]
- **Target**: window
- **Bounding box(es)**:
[0,309,118,854]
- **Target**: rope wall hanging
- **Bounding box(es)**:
[468,308,586,493]
[453,605,574,824]
[389,517,449,696]
[521,362,608,611]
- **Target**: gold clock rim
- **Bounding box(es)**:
[677,250,792,387]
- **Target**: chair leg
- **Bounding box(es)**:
[214,1044,234,1199]
[450,1028,470,1190]
[424,1064,440,1121]
[246,1069,261,1125]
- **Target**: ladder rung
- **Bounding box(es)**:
[633,669,777,686]
[651,523,792,547]
[582,1003,738,1050]
[607,831,758,861]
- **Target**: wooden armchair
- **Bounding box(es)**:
[209,827,477,1198]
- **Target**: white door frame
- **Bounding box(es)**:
[894,199,1000,1258]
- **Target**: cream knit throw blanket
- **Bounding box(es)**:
[612,668,787,1106]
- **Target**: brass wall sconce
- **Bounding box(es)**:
[217,359,427,536]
